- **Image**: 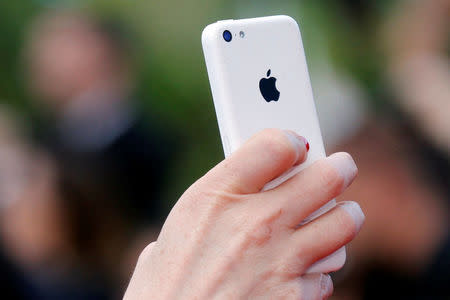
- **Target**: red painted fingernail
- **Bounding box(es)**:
[299,136,309,152]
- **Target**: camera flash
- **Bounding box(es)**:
[239,31,245,38]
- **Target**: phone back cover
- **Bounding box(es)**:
[202,15,325,170]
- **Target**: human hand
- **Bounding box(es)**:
[124,129,364,299]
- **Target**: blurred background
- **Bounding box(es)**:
[0,0,448,299]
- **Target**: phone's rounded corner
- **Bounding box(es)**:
[278,15,296,23]
[275,15,296,26]
[278,15,302,34]
[201,23,220,46]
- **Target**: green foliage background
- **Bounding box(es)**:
[0,0,394,210]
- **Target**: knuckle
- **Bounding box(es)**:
[257,129,297,164]
[137,242,156,265]
[337,210,359,240]
[316,160,345,195]
[208,190,244,211]
[241,209,282,247]
[248,222,273,246]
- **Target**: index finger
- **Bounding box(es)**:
[201,129,309,194]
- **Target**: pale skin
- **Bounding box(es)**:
[124,129,364,299]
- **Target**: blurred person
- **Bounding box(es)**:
[0,107,119,299]
[24,10,175,227]
[383,0,450,157]
[323,1,450,299]
[0,107,65,271]
[0,107,35,299]
[332,121,449,300]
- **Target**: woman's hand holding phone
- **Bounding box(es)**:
[124,129,364,300]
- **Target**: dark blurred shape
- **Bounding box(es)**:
[326,0,450,299]
[0,9,177,299]
[24,10,175,225]
[0,107,113,299]
[333,121,449,300]
[382,0,450,157]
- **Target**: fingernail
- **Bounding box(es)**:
[320,274,333,299]
[283,130,309,163]
[325,152,357,191]
[338,201,365,232]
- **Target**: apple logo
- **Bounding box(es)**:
[259,69,280,102]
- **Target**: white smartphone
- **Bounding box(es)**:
[202,15,345,274]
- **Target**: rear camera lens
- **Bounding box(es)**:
[223,30,232,42]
